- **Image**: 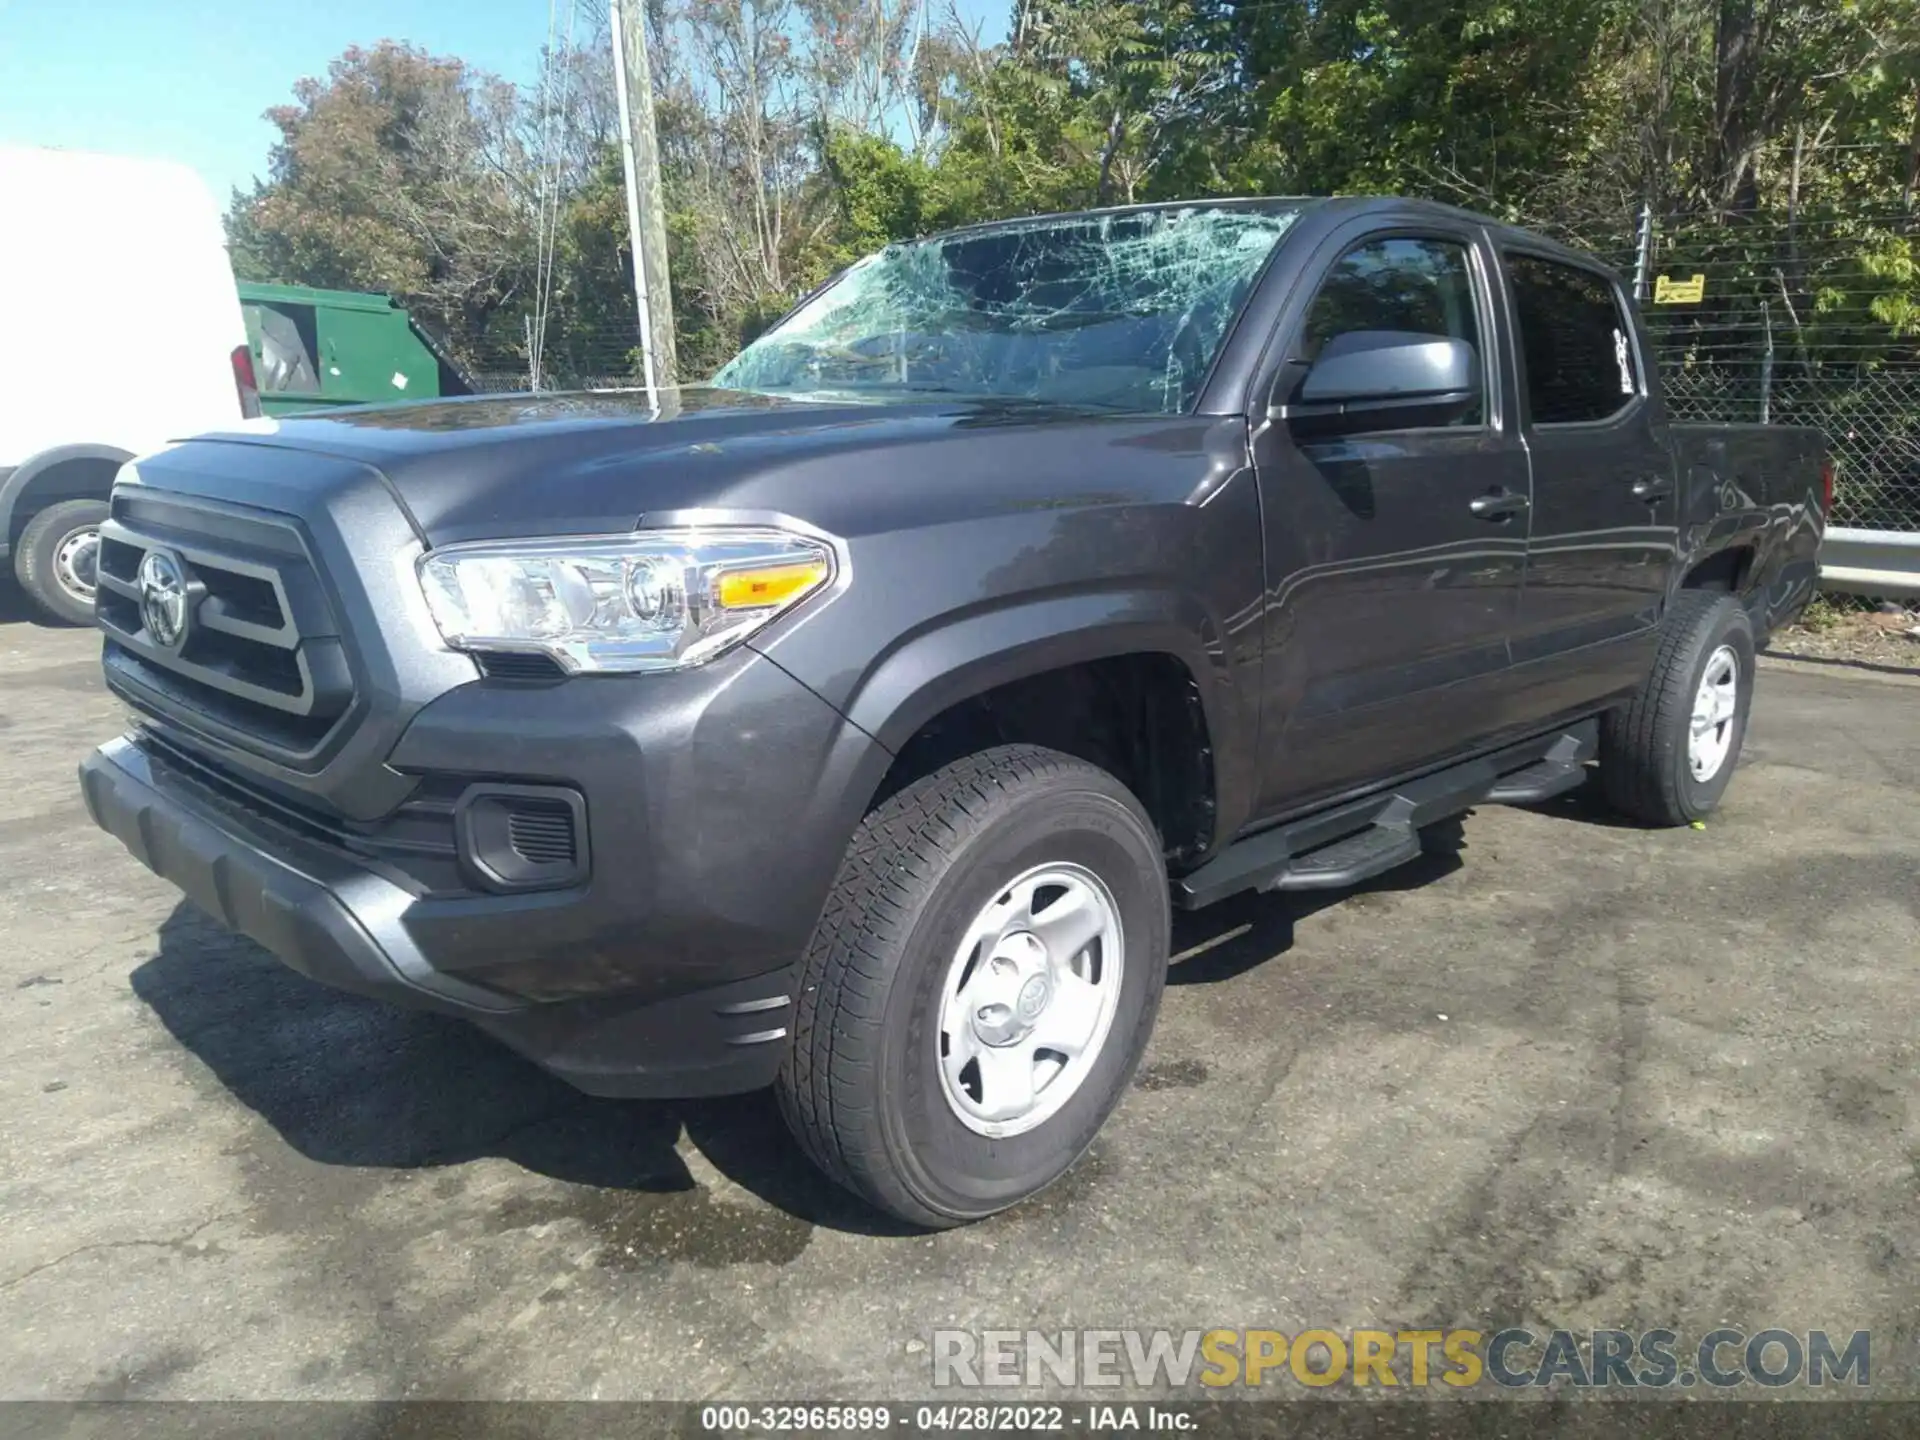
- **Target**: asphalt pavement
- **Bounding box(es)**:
[2,600,1914,1402]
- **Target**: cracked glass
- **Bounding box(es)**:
[713,205,1303,414]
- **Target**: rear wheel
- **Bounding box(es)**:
[14,498,109,627]
[1600,590,1756,825]
[778,745,1169,1227]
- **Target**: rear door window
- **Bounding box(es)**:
[1505,255,1638,424]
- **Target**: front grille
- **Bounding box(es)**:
[96,492,356,757]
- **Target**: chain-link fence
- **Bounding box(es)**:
[1660,371,1920,533]
[471,370,638,394]
[1597,201,1920,535]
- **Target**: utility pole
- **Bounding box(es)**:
[610,0,676,402]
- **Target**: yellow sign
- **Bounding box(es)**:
[1654,273,1707,304]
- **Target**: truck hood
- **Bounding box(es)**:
[177,386,1157,547]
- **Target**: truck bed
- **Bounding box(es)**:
[1671,420,1828,636]
[1671,421,1826,512]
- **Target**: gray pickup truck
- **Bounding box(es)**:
[79,197,1828,1226]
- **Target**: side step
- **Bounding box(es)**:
[1173,720,1598,909]
[1483,731,1592,804]
[1275,814,1422,891]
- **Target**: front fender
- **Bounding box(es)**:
[764,585,1258,852]
[742,457,1268,854]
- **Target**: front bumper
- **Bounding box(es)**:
[82,649,890,1098]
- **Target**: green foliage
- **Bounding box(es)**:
[1239,0,1618,203]
[1794,593,1846,633]
[228,42,536,365]
[229,0,1920,384]
[1859,234,1920,338]
[816,127,930,264]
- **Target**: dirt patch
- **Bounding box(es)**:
[1768,601,1920,671]
[485,1185,814,1270]
[1134,1058,1210,1091]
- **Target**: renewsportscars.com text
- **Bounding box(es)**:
[932,1327,1871,1390]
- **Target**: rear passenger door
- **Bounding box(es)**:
[1502,251,1678,702]
[1250,225,1533,818]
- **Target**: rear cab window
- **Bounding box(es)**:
[1504,253,1639,425]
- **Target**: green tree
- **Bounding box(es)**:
[230,0,1920,387]
[229,42,538,367]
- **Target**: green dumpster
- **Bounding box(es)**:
[238,282,471,416]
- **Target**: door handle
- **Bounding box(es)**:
[1632,477,1674,501]
[1469,489,1530,520]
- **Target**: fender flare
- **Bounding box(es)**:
[832,587,1255,845]
[0,443,134,552]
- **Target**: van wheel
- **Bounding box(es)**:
[1600,590,1756,826]
[778,745,1169,1227]
[15,499,110,626]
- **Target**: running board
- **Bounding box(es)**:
[1276,816,1423,892]
[1483,731,1592,804]
[1172,720,1598,909]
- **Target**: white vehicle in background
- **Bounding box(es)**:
[0,145,257,625]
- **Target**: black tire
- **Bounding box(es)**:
[13,498,109,627]
[778,745,1170,1228]
[1600,590,1756,826]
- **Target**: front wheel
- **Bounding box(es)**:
[1600,590,1756,825]
[14,498,110,627]
[778,745,1169,1227]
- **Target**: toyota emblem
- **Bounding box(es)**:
[138,550,191,649]
[1015,973,1052,1022]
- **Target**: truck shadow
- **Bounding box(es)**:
[1760,646,1920,680]
[0,586,45,626]
[131,902,920,1239]
[1166,814,1467,984]
[130,827,1468,1241]
[1506,772,1672,831]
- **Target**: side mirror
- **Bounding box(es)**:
[1280,330,1479,432]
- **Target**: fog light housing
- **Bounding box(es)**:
[454,783,590,892]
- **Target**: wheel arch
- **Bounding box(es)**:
[2,444,132,553]
[831,590,1249,863]
[1678,542,1756,595]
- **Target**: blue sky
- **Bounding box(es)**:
[0,0,1007,202]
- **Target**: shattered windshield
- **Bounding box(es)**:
[712,206,1302,414]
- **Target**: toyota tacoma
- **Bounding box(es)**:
[79,198,1830,1226]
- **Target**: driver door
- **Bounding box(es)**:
[1250,225,1534,819]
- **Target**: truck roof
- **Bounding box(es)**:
[921,194,1622,282]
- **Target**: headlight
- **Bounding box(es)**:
[417,528,835,674]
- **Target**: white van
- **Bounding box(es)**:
[0,145,256,624]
